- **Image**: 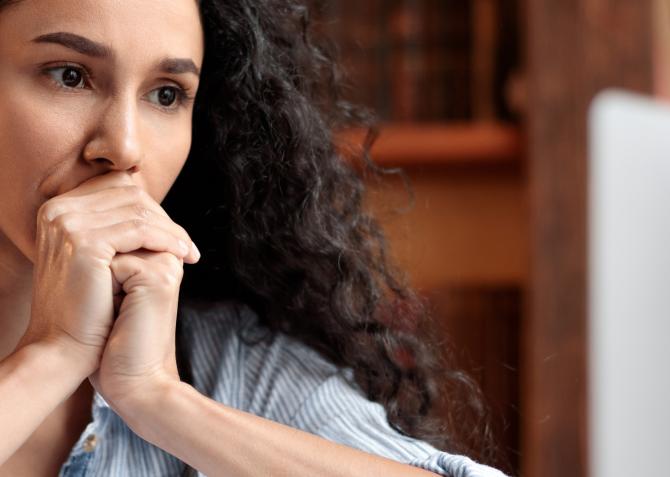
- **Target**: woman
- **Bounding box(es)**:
[0,0,507,475]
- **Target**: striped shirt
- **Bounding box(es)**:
[58,299,508,477]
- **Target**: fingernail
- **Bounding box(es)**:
[191,241,201,261]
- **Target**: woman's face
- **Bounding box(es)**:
[0,0,204,263]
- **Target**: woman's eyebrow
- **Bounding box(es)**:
[32,32,113,58]
[30,31,201,77]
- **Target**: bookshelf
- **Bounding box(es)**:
[339,122,522,167]
[315,1,525,474]
[322,1,657,476]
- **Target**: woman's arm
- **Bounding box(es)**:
[0,170,200,467]
[0,340,90,465]
[119,380,439,477]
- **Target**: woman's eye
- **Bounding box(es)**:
[46,66,87,89]
[43,65,192,112]
[147,87,181,109]
[145,86,194,112]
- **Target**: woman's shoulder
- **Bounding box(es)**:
[177,297,259,333]
[175,299,509,477]
[176,297,289,358]
[175,297,341,414]
[176,297,335,370]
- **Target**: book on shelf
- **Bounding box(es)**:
[308,0,520,123]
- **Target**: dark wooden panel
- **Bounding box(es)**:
[524,1,654,476]
[427,285,521,475]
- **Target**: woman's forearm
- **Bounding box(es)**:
[0,341,88,465]
[120,381,437,477]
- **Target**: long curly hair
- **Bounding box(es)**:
[1,0,500,467]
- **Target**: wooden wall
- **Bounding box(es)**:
[524,1,654,476]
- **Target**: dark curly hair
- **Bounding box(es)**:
[1,0,500,469]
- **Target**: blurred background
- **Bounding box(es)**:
[305,1,670,476]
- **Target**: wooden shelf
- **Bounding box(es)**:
[338,122,523,167]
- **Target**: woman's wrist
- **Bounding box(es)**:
[13,336,98,385]
[0,338,93,462]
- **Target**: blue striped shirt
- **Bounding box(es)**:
[58,299,508,477]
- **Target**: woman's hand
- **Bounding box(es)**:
[89,247,192,410]
[21,170,199,381]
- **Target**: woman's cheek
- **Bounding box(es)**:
[144,125,192,204]
[2,99,85,259]
[5,91,85,171]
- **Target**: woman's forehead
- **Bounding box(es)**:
[0,0,204,61]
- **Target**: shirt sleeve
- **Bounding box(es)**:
[288,369,509,477]
[234,311,508,477]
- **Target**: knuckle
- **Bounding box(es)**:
[168,252,184,269]
[154,267,182,287]
[159,250,182,265]
[176,224,190,240]
[135,188,163,213]
[130,217,148,230]
[38,201,65,224]
[162,254,184,277]
[51,212,77,232]
[66,230,91,252]
[132,204,151,220]
[122,185,143,199]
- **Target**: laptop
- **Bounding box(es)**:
[588,89,670,477]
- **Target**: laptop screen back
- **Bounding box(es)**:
[588,89,670,477]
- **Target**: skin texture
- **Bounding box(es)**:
[0,0,204,360]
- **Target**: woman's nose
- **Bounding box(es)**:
[83,93,144,172]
